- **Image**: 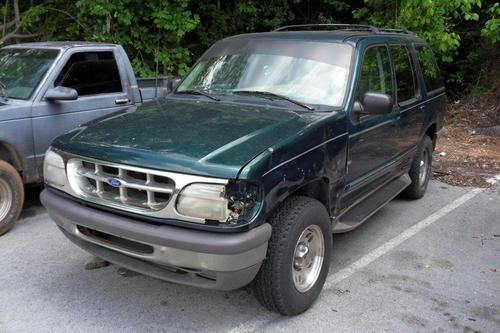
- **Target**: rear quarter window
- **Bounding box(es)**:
[415,45,444,92]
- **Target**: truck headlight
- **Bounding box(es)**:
[43,149,66,187]
[176,183,229,222]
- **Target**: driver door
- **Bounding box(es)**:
[343,44,399,207]
[31,48,132,176]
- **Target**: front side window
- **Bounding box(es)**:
[55,51,122,96]
[0,48,59,100]
[415,45,443,92]
[390,45,417,103]
[177,40,353,108]
[357,45,393,99]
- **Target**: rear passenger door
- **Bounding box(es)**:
[413,44,446,136]
[31,48,133,174]
[389,43,423,155]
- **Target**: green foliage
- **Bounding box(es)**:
[73,0,199,76]
[353,0,484,63]
[482,2,499,42]
[1,0,498,96]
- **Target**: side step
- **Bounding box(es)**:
[333,173,411,233]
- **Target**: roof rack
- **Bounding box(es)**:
[378,28,416,36]
[274,24,379,33]
[274,24,416,36]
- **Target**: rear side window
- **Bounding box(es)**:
[55,51,122,96]
[415,45,444,92]
[390,45,417,103]
[357,46,393,99]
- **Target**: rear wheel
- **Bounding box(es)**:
[0,161,24,236]
[253,196,332,315]
[402,135,433,199]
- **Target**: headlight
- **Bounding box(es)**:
[176,181,262,225]
[176,183,229,222]
[43,149,66,187]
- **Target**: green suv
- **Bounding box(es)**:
[41,24,445,315]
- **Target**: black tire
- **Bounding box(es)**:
[402,135,433,199]
[253,196,332,315]
[0,160,24,236]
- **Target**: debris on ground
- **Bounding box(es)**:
[433,87,500,188]
[84,257,111,270]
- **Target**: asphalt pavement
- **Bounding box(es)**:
[0,179,499,333]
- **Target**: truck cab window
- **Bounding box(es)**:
[357,46,393,99]
[55,51,122,96]
[390,45,417,103]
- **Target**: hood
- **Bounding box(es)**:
[52,98,319,178]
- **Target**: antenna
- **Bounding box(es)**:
[154,39,159,99]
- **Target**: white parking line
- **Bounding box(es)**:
[324,187,483,289]
[229,174,500,333]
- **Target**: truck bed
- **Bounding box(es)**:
[137,77,173,102]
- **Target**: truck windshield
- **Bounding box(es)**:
[178,39,353,108]
[0,48,59,100]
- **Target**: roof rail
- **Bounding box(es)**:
[274,24,379,33]
[378,28,416,36]
[274,24,417,36]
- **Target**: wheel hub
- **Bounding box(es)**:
[0,178,13,221]
[419,149,429,185]
[292,224,325,293]
[294,243,313,269]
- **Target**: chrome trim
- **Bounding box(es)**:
[262,132,348,176]
[68,159,175,210]
[53,150,228,224]
[399,93,445,113]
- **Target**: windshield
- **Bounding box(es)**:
[177,39,353,108]
[0,48,59,100]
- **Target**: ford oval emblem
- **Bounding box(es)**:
[107,178,123,187]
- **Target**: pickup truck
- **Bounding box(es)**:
[0,42,177,235]
[40,24,445,315]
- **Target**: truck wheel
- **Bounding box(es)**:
[0,161,24,236]
[402,135,433,199]
[253,196,332,315]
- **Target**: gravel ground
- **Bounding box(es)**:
[0,179,499,333]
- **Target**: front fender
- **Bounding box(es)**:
[239,112,349,221]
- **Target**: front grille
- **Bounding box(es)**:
[69,159,175,211]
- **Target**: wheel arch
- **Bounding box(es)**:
[424,123,438,150]
[0,141,23,172]
[290,177,331,213]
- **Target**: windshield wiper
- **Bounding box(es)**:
[0,81,7,100]
[232,90,314,111]
[176,89,220,101]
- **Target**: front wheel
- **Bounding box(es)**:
[402,135,433,199]
[0,161,24,236]
[253,196,332,315]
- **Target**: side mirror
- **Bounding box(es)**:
[354,92,393,115]
[45,86,78,101]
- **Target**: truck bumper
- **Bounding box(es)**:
[40,189,272,290]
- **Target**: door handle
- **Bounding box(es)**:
[418,105,425,110]
[115,98,130,105]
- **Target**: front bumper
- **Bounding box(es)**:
[40,189,272,290]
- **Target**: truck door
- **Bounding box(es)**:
[388,43,423,155]
[344,44,399,206]
[31,48,133,174]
